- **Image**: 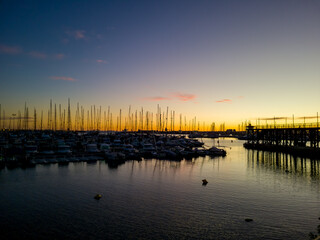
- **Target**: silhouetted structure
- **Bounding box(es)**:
[244,124,320,158]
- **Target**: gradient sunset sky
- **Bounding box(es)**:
[1,0,320,127]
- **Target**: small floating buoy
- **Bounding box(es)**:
[94,194,102,200]
[202,179,208,185]
[245,218,253,222]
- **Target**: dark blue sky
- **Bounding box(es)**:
[1,0,320,125]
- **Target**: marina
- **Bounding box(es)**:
[0,130,227,169]
[1,1,320,239]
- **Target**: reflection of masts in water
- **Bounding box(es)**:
[199,157,205,175]
[247,149,319,178]
[153,160,158,177]
[130,160,135,179]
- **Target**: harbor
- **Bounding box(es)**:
[0,130,227,169]
[1,1,320,239]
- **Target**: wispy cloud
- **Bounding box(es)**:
[66,30,86,40]
[54,53,65,60]
[216,99,232,103]
[0,44,63,61]
[0,44,22,54]
[28,51,47,59]
[50,76,76,82]
[143,92,197,102]
[143,96,171,101]
[173,93,196,102]
[96,59,107,64]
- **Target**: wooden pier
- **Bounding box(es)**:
[244,124,320,158]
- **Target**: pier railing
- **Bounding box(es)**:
[254,122,319,129]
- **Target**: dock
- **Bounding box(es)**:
[244,124,320,158]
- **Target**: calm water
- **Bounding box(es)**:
[0,138,319,240]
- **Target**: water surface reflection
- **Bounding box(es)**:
[247,149,320,180]
[0,138,319,240]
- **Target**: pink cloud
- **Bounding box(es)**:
[237,96,244,99]
[143,96,171,101]
[216,99,232,103]
[28,51,47,59]
[0,44,22,54]
[173,93,196,101]
[50,76,76,82]
[96,59,107,64]
[54,53,65,59]
[66,30,86,40]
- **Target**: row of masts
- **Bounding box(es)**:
[1,101,318,132]
[0,100,222,132]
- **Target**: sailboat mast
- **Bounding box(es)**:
[40,110,43,131]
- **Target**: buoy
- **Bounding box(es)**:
[94,194,102,200]
[202,179,208,185]
[245,218,253,222]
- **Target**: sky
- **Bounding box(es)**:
[0,0,320,129]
